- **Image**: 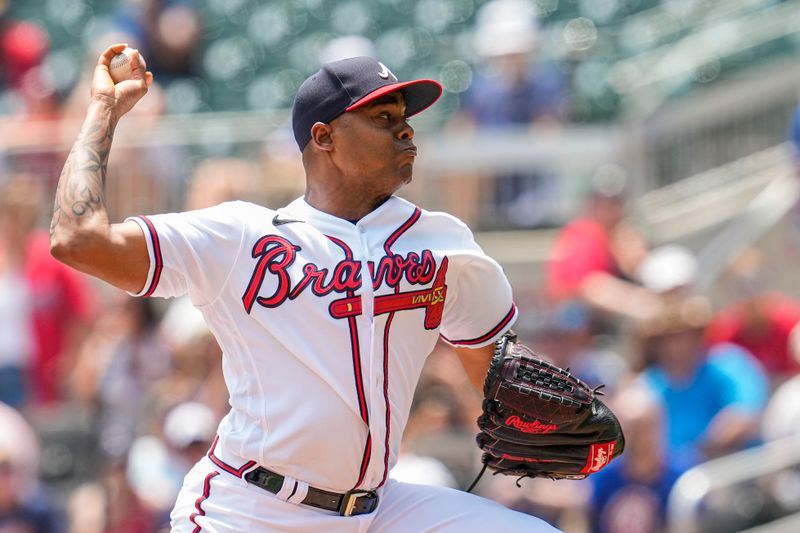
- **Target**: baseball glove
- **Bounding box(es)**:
[470,332,625,488]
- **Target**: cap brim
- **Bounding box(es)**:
[345,79,443,118]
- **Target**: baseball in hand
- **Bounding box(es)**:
[108,47,144,84]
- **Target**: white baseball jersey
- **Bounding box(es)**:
[128,195,517,493]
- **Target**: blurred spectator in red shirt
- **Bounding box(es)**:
[544,169,655,325]
[1,175,94,407]
[0,13,63,122]
[26,231,94,406]
[0,180,34,409]
[704,248,800,378]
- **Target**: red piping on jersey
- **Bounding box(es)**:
[384,208,421,254]
[345,312,370,426]
[378,207,421,488]
[136,215,163,297]
[441,303,517,346]
[207,436,257,477]
[348,314,371,488]
[377,311,395,488]
[326,235,372,489]
[190,470,219,532]
[355,433,372,490]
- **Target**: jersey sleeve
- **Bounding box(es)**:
[126,202,246,306]
[439,225,517,348]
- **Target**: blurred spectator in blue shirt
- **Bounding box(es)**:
[456,0,567,229]
[465,56,564,128]
[635,296,768,466]
[467,0,566,126]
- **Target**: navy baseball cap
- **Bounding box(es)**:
[292,56,443,151]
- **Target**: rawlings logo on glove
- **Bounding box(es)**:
[469,332,625,489]
[504,416,558,434]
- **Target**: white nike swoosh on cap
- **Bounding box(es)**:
[378,62,391,79]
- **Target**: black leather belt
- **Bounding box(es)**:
[243,467,379,516]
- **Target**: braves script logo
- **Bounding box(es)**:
[504,415,558,435]
[242,235,447,327]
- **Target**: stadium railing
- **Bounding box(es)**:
[668,435,800,533]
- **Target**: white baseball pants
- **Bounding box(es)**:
[170,456,561,532]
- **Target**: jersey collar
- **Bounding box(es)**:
[283,195,415,234]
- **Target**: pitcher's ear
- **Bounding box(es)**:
[310,122,333,151]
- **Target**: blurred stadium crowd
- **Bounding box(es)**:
[2,0,800,532]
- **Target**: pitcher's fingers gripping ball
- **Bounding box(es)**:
[109,47,146,84]
[92,44,153,119]
[471,332,625,488]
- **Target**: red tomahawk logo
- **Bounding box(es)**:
[329,257,448,330]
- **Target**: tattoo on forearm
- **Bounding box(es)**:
[51,109,115,237]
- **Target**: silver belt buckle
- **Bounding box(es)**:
[340,490,370,516]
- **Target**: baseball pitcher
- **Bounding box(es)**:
[50,44,623,532]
